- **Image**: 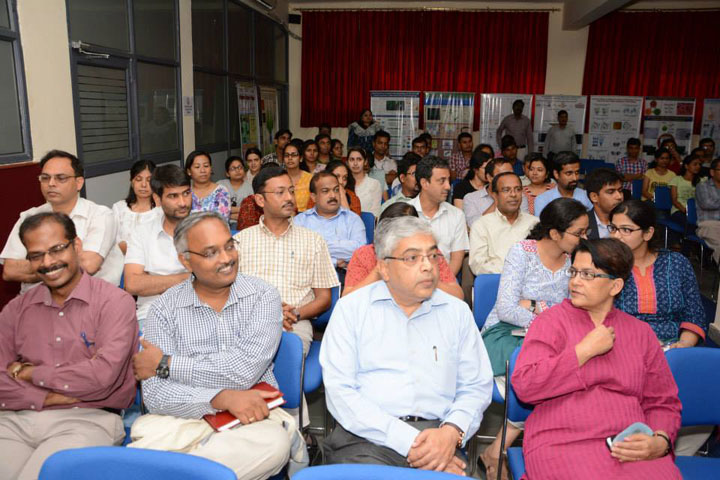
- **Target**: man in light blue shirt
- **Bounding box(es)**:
[294,172,366,285]
[320,216,493,475]
[534,151,592,217]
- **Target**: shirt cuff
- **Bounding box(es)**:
[679,322,706,341]
[563,346,588,390]
[169,355,194,385]
[443,410,474,445]
[25,385,50,412]
[31,365,55,390]
[386,419,421,457]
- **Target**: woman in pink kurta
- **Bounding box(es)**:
[512,238,682,480]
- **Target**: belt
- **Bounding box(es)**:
[101,407,122,416]
[399,416,433,422]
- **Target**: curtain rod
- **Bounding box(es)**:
[620,7,720,12]
[293,7,560,13]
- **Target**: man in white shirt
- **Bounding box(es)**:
[369,131,397,187]
[544,110,577,158]
[469,173,539,275]
[408,156,469,276]
[124,164,192,329]
[320,216,493,474]
[1,150,122,292]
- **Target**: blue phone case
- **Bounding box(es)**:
[606,422,654,450]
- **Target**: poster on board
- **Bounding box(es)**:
[642,97,696,159]
[533,95,586,155]
[259,86,279,156]
[479,93,534,152]
[370,91,420,160]
[587,96,643,164]
[236,82,260,153]
[423,92,474,159]
[701,98,720,149]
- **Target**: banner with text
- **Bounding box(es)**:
[236,82,261,153]
[423,92,475,159]
[370,91,420,160]
[643,97,696,159]
[259,87,279,156]
[534,95,586,155]
[479,93,534,152]
[701,98,720,149]
[587,96,644,164]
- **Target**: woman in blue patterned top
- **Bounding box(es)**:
[347,109,381,156]
[610,199,707,346]
[479,197,589,480]
[185,150,231,223]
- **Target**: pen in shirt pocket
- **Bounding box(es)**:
[433,346,438,362]
[80,332,95,349]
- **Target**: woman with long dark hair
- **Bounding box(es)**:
[185,150,231,222]
[347,109,381,156]
[112,160,159,255]
[452,148,491,209]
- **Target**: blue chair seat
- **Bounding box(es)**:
[360,212,376,244]
[507,447,526,479]
[293,464,466,479]
[312,286,339,329]
[304,340,323,393]
[492,382,503,404]
[675,455,720,479]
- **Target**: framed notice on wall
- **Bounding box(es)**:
[423,92,475,159]
[479,93,534,152]
[642,97,696,159]
[370,91,420,160]
[587,96,643,164]
[533,95,586,155]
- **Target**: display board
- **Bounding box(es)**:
[586,96,644,164]
[259,86,279,156]
[370,91,420,160]
[423,92,475,159]
[479,93,534,152]
[701,98,720,148]
[642,97,696,158]
[235,82,261,153]
[533,95,586,155]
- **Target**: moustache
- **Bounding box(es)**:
[327,199,338,204]
[38,263,67,275]
[216,259,237,273]
[282,201,295,209]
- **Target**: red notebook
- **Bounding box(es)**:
[203,382,286,432]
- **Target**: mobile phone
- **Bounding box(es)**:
[605,422,654,451]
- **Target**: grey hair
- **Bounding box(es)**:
[374,216,434,261]
[173,211,229,257]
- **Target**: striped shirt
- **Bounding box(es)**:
[140,273,283,419]
[233,217,340,307]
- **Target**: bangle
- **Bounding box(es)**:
[440,422,465,448]
[654,432,672,456]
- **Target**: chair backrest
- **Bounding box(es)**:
[292,464,465,480]
[654,185,672,210]
[273,332,304,410]
[631,179,644,200]
[665,347,720,426]
[312,285,340,328]
[687,198,698,226]
[507,347,534,423]
[39,446,236,480]
[472,274,501,330]
[361,211,376,244]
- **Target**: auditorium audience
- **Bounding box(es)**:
[1,150,122,290]
[660,137,683,174]
[448,132,474,180]
[123,165,191,329]
[343,202,463,299]
[316,133,332,165]
[185,150,231,223]
[111,159,159,255]
[129,212,303,479]
[262,128,292,165]
[347,109,381,156]
[695,157,720,257]
[585,168,624,239]
[452,149,490,210]
[615,137,646,199]
[233,166,339,355]
[245,147,263,184]
[382,153,420,212]
[369,130,396,187]
[642,147,676,201]
[318,122,332,137]
[496,99,533,158]
[411,136,429,158]
[512,238,682,479]
[477,143,495,158]
[468,172,538,275]
[294,171,366,285]
[463,157,529,228]
[0,212,138,480]
[218,156,253,230]
[522,154,554,215]
[307,160,362,215]
[479,198,588,478]
[500,135,521,173]
[543,109,577,158]
[348,147,384,217]
[300,139,324,174]
[320,216,493,475]
[283,142,313,212]
[409,156,469,276]
[699,137,716,170]
[670,154,701,219]
[534,151,592,216]
[331,139,344,161]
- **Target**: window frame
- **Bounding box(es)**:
[0,0,33,165]
[66,0,183,178]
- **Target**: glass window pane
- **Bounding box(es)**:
[76,64,130,164]
[68,0,129,51]
[254,15,274,80]
[138,62,178,155]
[0,0,10,30]
[228,2,252,75]
[192,0,224,70]
[274,25,286,83]
[194,71,227,146]
[134,0,176,60]
[229,79,239,145]
[0,40,23,155]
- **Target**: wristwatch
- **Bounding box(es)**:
[440,422,465,448]
[528,300,537,312]
[156,355,170,379]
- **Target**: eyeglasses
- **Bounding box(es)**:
[185,239,238,260]
[384,252,441,266]
[228,165,245,172]
[607,224,643,236]
[38,174,79,184]
[261,187,295,198]
[26,240,75,262]
[564,229,588,238]
[498,186,523,194]
[566,267,616,281]
[283,152,300,158]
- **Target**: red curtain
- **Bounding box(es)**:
[582,10,720,132]
[301,10,549,129]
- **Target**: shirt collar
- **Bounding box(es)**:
[69,197,90,219]
[410,196,448,218]
[28,271,93,307]
[259,216,293,237]
[176,272,256,309]
[368,279,450,318]
[305,206,347,220]
[492,207,521,224]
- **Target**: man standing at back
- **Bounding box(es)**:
[1,150,122,291]
[369,130,397,188]
[496,99,533,159]
[543,110,577,159]
[534,151,592,217]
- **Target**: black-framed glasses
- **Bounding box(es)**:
[283,152,300,158]
[185,239,238,260]
[384,252,441,266]
[564,229,588,239]
[607,224,643,236]
[566,267,616,280]
[26,240,75,262]
[38,174,79,184]
[261,187,295,198]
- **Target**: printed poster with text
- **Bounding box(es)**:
[423,92,474,159]
[259,86,280,156]
[534,95,586,155]
[642,97,696,159]
[701,99,720,149]
[236,82,261,153]
[479,93,534,152]
[370,91,420,160]
[587,96,643,164]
